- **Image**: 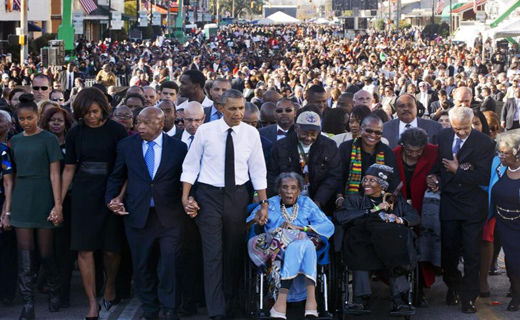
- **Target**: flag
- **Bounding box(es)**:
[473,0,478,13]
[436,0,444,15]
[5,0,13,12]
[79,0,98,14]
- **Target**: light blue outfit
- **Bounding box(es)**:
[247,195,334,302]
[487,156,506,219]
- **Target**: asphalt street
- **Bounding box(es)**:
[0,256,517,320]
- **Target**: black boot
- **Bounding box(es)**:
[42,256,61,312]
[18,250,35,320]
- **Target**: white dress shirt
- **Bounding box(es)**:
[181,118,267,189]
[181,129,194,148]
[142,134,163,179]
[177,96,213,110]
[165,126,176,137]
[276,125,288,141]
[399,118,418,136]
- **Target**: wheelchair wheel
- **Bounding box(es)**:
[410,263,421,307]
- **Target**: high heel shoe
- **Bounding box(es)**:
[85,304,100,320]
[102,297,120,311]
[269,307,286,319]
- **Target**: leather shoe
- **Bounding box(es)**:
[507,300,520,312]
[164,310,179,320]
[446,289,460,306]
[461,299,477,313]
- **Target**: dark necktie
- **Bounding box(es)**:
[277,129,286,136]
[216,111,223,119]
[405,123,411,130]
[187,135,194,149]
[225,128,235,188]
[452,137,462,154]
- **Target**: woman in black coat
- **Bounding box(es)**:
[335,164,419,317]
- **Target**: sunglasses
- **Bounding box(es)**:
[275,108,293,113]
[33,86,49,91]
[363,128,383,136]
[175,119,184,125]
[51,98,64,102]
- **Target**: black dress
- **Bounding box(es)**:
[65,120,127,252]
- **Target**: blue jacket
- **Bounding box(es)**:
[487,156,506,219]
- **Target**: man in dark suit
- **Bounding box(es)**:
[383,94,442,149]
[480,87,497,112]
[259,98,296,143]
[204,78,232,123]
[58,63,83,99]
[427,107,494,314]
[231,71,245,92]
[189,56,201,71]
[429,89,453,120]
[501,87,520,130]
[106,107,188,320]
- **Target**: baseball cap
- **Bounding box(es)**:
[296,111,321,132]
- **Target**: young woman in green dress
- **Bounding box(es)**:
[1,93,63,320]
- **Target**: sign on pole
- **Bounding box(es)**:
[152,12,161,26]
[139,10,148,27]
[72,12,84,35]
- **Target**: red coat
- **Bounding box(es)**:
[393,143,438,215]
[394,143,439,287]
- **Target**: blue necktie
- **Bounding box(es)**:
[216,111,223,119]
[145,141,155,206]
[452,137,462,154]
[187,135,194,149]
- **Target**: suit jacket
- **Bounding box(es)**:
[172,128,183,140]
[480,96,497,112]
[259,124,278,144]
[428,100,453,118]
[501,98,519,129]
[430,129,494,221]
[105,133,188,229]
[58,70,82,91]
[383,118,442,149]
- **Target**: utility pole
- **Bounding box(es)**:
[167,0,171,37]
[216,0,220,24]
[108,0,112,40]
[19,0,28,62]
[174,0,185,41]
[396,0,400,29]
[449,0,452,35]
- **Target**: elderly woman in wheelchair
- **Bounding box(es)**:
[334,164,419,317]
[247,172,334,319]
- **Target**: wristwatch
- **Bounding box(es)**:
[259,199,269,206]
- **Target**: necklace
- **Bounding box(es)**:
[281,203,299,223]
[508,165,520,173]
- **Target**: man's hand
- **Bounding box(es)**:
[182,196,200,219]
[255,203,268,226]
[426,174,440,192]
[442,154,459,174]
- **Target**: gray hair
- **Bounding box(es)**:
[221,89,244,105]
[245,102,259,117]
[496,132,520,156]
[274,172,305,192]
[448,106,473,122]
[0,110,12,123]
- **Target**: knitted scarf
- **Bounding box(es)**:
[345,138,385,194]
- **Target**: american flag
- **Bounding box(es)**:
[436,0,444,15]
[79,0,98,14]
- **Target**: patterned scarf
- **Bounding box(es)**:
[345,138,385,194]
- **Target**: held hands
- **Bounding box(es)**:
[182,196,200,219]
[47,206,63,226]
[107,197,129,216]
[426,174,440,192]
[442,154,459,174]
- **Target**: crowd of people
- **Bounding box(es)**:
[0,23,519,320]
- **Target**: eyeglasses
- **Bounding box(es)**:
[32,86,49,91]
[275,108,293,113]
[361,177,379,184]
[363,128,383,136]
[51,98,64,102]
[175,119,184,125]
[498,151,514,158]
[114,114,133,120]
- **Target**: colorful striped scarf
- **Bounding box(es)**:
[345,138,385,194]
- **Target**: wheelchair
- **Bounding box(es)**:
[332,228,420,320]
[243,220,335,320]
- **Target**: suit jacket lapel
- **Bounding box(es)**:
[135,136,152,181]
[154,133,168,180]
[456,130,474,163]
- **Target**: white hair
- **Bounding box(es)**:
[0,110,11,123]
[496,132,520,156]
[448,106,473,122]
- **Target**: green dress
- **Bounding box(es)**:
[9,130,63,228]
